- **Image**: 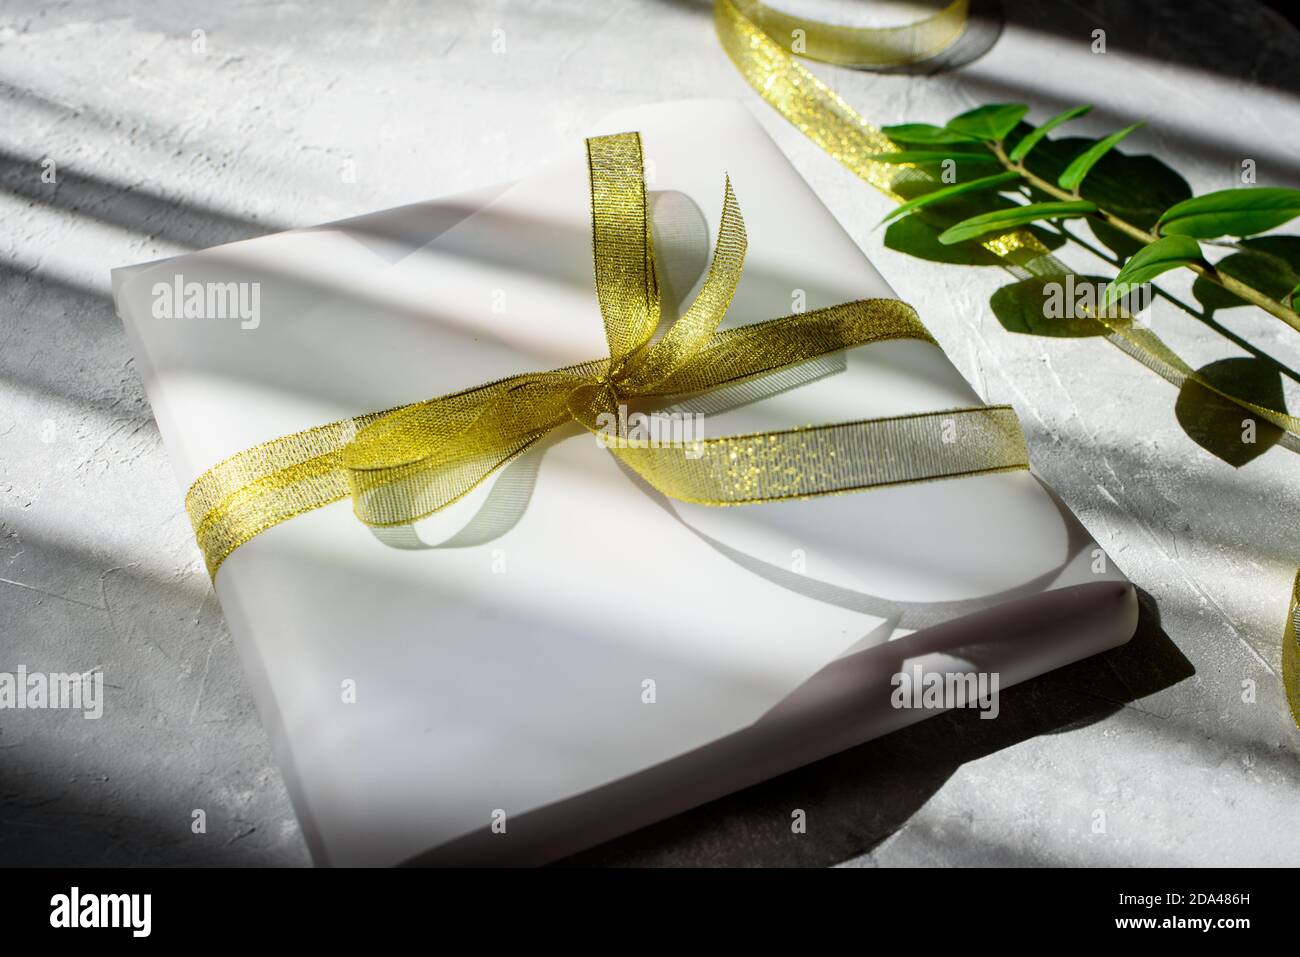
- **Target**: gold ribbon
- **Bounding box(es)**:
[1287,571,1300,728]
[188,130,1028,578]
[715,0,1300,725]
[731,0,969,68]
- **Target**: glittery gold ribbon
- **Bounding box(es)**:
[729,0,969,68]
[187,130,1028,578]
[1286,571,1300,728]
[714,0,1300,726]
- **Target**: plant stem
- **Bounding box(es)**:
[1049,220,1300,382]
[989,143,1300,334]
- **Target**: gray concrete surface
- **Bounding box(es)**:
[1,0,1298,866]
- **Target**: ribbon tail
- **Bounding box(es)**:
[1286,572,1300,730]
[602,405,1027,507]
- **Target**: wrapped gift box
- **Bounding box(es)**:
[111,99,1136,866]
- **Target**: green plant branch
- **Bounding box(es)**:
[1046,221,1300,383]
[989,142,1300,334]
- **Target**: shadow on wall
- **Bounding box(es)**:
[0,145,282,251]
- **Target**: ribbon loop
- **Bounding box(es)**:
[622,176,748,391]
[587,132,660,364]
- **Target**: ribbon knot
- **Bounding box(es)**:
[185,129,1029,578]
[595,360,627,392]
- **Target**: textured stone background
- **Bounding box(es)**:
[1,0,1298,866]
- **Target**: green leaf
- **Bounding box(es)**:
[1057,124,1142,192]
[945,103,1029,142]
[1157,187,1300,239]
[863,150,999,166]
[879,172,1021,225]
[1008,105,1092,164]
[1101,235,1201,307]
[881,123,982,145]
[938,200,1096,245]
[1289,281,1300,311]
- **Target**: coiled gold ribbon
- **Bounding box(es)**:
[714,0,1300,726]
[188,130,1028,578]
[726,0,969,68]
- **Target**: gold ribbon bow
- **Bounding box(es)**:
[714,0,1300,727]
[187,131,1028,577]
